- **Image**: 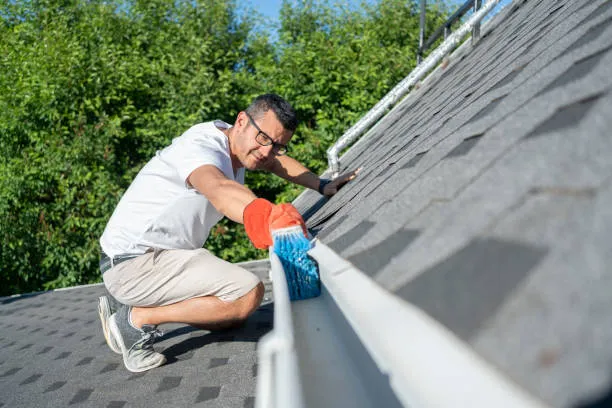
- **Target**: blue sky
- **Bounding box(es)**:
[238,0,513,43]
[244,0,513,27]
[243,0,284,22]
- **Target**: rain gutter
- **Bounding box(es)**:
[256,239,550,407]
[255,250,305,408]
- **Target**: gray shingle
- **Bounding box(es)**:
[347,228,421,277]
[0,261,272,408]
[297,1,612,405]
[328,220,376,253]
[396,237,547,341]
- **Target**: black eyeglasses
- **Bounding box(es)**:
[244,111,289,156]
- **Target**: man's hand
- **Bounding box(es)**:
[243,198,307,249]
[320,168,361,197]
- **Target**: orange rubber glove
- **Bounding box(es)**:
[243,198,308,249]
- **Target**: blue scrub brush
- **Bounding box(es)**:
[272,226,320,301]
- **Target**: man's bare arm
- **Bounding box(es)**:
[265,155,320,190]
[267,155,360,196]
[188,165,256,223]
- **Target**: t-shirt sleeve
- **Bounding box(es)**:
[159,124,233,186]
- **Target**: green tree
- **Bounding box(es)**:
[0,0,449,295]
[242,0,449,201]
[0,0,261,295]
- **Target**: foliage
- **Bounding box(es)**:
[241,0,449,200]
[0,0,448,295]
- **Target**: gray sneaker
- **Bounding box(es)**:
[98,296,121,354]
[109,305,166,373]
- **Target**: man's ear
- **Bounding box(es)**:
[235,111,248,130]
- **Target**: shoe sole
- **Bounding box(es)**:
[109,313,166,373]
[98,296,122,354]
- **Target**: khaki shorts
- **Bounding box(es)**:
[102,248,261,306]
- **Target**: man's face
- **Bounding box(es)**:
[232,110,293,170]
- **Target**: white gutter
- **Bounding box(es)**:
[308,240,550,408]
[255,250,305,408]
[257,248,399,408]
[327,0,502,176]
[256,237,550,407]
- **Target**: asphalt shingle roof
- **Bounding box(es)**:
[0,261,272,408]
[296,0,612,406]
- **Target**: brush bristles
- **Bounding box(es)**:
[272,227,320,301]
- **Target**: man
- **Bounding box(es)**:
[98,94,358,372]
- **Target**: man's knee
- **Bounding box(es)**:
[234,282,264,321]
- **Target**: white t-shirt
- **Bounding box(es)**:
[100,120,245,257]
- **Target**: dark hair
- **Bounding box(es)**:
[245,94,298,132]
